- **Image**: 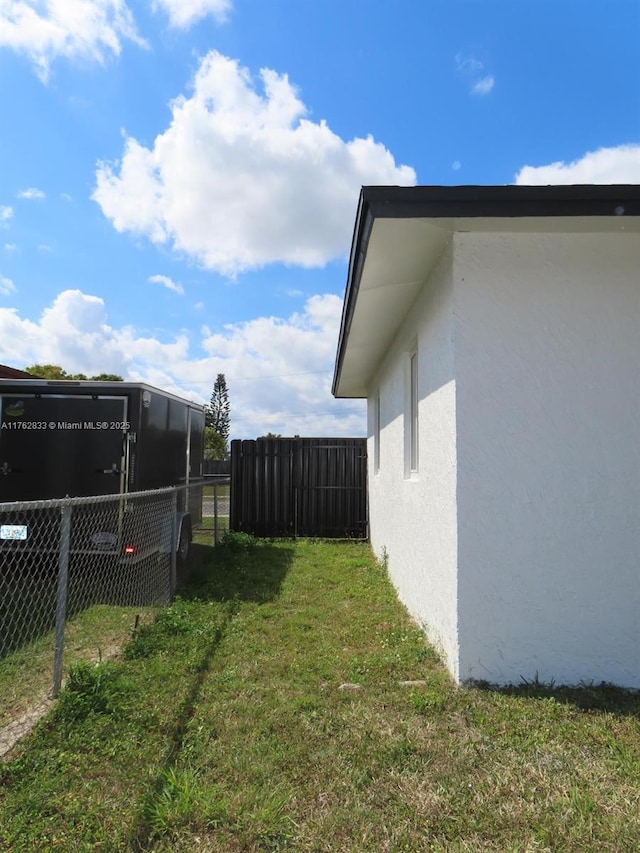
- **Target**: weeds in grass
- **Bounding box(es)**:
[140,765,227,842]
[53,660,129,722]
[123,600,204,660]
[0,604,154,729]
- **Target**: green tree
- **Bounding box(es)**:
[23,364,123,381]
[206,373,230,455]
[24,364,68,379]
[204,427,227,460]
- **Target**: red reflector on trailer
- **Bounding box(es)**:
[124,545,136,555]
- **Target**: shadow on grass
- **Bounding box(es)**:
[473,679,640,719]
[129,606,232,851]
[0,554,168,659]
[183,538,294,604]
[0,561,108,659]
[130,538,294,849]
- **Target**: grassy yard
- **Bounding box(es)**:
[0,517,221,732]
[0,600,158,731]
[1,535,639,852]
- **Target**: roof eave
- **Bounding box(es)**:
[332,184,640,400]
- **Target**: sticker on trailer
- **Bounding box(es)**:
[5,400,25,418]
[1,524,28,540]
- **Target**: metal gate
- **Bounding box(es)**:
[230,437,368,538]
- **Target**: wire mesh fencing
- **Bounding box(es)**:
[201,475,230,543]
[0,480,218,756]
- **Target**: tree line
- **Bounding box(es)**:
[23,364,124,381]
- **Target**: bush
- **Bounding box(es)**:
[220,530,259,552]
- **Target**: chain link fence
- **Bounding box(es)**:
[203,475,230,544]
[0,480,221,756]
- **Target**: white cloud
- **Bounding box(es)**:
[93,50,416,276]
[0,0,146,82]
[196,293,365,436]
[148,273,185,294]
[4,243,18,252]
[18,187,45,199]
[1,276,16,295]
[0,289,185,378]
[1,0,232,81]
[0,289,365,437]
[455,52,495,97]
[455,54,483,75]
[0,206,14,224]
[472,75,494,96]
[60,192,73,202]
[515,144,640,185]
[153,0,231,28]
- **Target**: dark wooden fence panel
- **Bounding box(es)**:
[234,438,295,537]
[230,437,367,539]
[203,459,231,476]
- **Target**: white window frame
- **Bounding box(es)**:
[373,390,381,474]
[405,347,419,476]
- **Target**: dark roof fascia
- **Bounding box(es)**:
[332,191,374,398]
[361,183,640,220]
[332,184,640,398]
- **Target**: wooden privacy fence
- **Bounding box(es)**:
[203,458,231,477]
[230,437,368,539]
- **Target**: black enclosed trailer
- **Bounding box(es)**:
[0,380,205,563]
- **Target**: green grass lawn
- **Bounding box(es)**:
[201,482,230,500]
[0,601,158,730]
[1,536,639,852]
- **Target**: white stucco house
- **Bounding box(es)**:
[333,184,640,688]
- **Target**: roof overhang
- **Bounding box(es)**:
[332,185,640,399]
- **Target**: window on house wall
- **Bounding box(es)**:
[409,349,418,473]
[374,391,380,473]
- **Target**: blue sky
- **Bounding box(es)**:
[1,0,639,440]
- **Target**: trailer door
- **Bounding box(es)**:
[0,394,129,501]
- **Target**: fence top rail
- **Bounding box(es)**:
[0,481,213,513]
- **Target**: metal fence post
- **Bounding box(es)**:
[52,500,72,698]
[170,488,178,596]
[213,481,219,544]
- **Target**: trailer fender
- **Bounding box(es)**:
[175,512,192,565]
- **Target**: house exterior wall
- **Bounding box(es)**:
[367,243,460,676]
[454,231,640,687]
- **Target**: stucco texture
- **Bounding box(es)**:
[368,243,460,677]
[369,228,640,688]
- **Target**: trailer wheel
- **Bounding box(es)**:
[177,520,191,565]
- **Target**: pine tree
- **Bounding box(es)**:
[206,373,230,453]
